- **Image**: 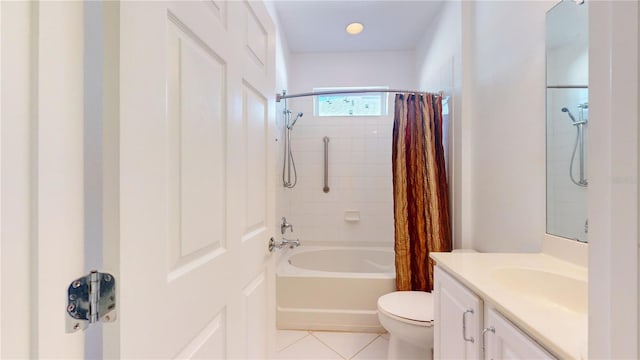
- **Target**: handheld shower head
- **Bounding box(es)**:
[561,107,576,122]
[289,112,303,129]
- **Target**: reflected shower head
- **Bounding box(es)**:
[289,112,303,129]
[561,107,576,122]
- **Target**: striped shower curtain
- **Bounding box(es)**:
[392,93,451,292]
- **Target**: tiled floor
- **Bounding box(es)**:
[274,330,389,360]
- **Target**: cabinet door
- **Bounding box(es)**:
[434,266,482,359]
[484,307,555,360]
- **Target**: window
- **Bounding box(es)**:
[314,87,388,117]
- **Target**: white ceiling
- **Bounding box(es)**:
[272,0,445,53]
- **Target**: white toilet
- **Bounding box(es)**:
[377,250,475,359]
[377,291,434,359]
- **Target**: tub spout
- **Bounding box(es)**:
[280,238,300,249]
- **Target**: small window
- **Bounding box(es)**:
[314,87,388,117]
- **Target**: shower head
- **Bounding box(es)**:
[289,112,303,129]
[561,107,576,122]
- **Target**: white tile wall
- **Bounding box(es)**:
[279,51,416,247]
[283,106,395,246]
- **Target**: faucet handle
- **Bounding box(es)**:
[281,217,293,234]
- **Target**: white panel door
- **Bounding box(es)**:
[103,1,276,358]
[434,266,482,359]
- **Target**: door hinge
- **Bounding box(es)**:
[66,270,116,333]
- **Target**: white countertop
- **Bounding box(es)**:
[430,252,588,360]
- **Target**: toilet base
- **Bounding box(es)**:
[387,335,433,360]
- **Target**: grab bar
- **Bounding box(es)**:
[323,136,330,193]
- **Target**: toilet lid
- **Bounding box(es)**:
[377,291,434,323]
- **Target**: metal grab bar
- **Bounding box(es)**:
[323,136,330,193]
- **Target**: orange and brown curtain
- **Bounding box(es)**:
[392,93,451,292]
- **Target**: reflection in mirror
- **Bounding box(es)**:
[546,0,588,242]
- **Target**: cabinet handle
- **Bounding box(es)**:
[462,309,474,343]
[482,326,496,360]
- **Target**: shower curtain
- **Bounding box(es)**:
[392,93,451,292]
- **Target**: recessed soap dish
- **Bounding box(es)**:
[344,210,360,222]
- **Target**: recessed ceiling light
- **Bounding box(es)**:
[346,22,364,35]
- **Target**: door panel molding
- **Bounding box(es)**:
[166,15,228,276]
[242,271,268,359]
[244,2,267,71]
[174,309,227,359]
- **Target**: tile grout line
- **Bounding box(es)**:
[309,332,348,360]
[347,334,383,360]
[276,331,313,353]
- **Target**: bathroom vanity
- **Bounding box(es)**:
[431,251,587,359]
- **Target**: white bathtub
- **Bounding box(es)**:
[276,246,396,333]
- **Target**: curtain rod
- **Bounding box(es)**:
[276,89,445,102]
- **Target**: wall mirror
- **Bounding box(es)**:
[546,0,588,242]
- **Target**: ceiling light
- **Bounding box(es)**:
[346,22,364,35]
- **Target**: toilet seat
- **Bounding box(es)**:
[377,291,434,327]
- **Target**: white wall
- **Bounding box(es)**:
[417,0,556,252]
[415,1,460,93]
[414,0,464,249]
[283,51,415,246]
[469,0,556,252]
[589,1,639,357]
[1,2,33,357]
[289,51,416,95]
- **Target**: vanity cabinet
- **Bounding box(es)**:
[434,266,482,359]
[434,266,557,360]
[484,307,554,360]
